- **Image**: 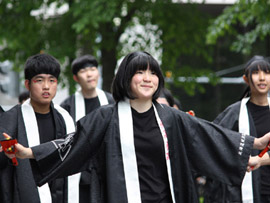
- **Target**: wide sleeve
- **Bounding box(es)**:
[174,110,253,185]
[31,106,113,186]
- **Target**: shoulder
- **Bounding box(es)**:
[60,94,75,105]
[104,91,115,104]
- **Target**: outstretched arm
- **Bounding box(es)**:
[253,132,270,150]
[248,153,270,172]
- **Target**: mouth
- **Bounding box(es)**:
[42,92,50,98]
[258,84,267,89]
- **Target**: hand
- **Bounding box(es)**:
[253,132,270,150]
[1,133,34,159]
[247,155,260,172]
[247,153,270,172]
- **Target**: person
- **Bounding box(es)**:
[1,51,270,203]
[0,53,79,203]
[18,90,30,104]
[60,54,114,202]
[204,55,270,203]
[156,87,175,107]
[61,54,114,122]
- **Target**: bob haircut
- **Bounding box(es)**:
[112,51,164,102]
[24,53,61,81]
[244,55,270,85]
[71,54,98,75]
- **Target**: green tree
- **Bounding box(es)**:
[206,0,270,55]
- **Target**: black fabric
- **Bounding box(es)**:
[30,102,254,203]
[35,111,55,143]
[132,106,172,203]
[85,96,100,115]
[60,90,114,203]
[0,105,4,113]
[60,91,114,122]
[204,100,266,203]
[247,101,270,195]
[0,103,68,203]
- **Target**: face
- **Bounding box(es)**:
[244,69,270,96]
[130,68,159,101]
[25,74,58,107]
[73,67,99,91]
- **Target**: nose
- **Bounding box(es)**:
[43,79,50,89]
[143,70,151,81]
[259,71,266,80]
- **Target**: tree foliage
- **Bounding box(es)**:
[0,0,218,96]
[206,0,270,55]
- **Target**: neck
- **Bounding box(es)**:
[130,99,152,113]
[81,88,97,99]
[250,94,269,106]
[30,100,51,114]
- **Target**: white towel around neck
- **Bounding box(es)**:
[118,99,175,203]
[239,97,270,202]
[22,99,79,203]
[75,88,109,121]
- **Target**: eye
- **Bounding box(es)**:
[50,79,57,83]
[33,78,43,83]
[136,70,143,74]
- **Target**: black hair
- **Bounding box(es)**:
[159,88,175,107]
[24,53,61,81]
[241,55,270,98]
[18,91,30,104]
[112,51,164,102]
[71,54,98,75]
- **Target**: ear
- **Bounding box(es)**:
[243,75,249,85]
[24,80,30,91]
[73,75,79,83]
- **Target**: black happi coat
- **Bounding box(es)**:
[60,90,114,203]
[0,103,68,203]
[204,101,261,203]
[30,102,254,203]
[60,91,114,121]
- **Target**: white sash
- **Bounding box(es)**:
[22,99,79,203]
[239,97,270,202]
[22,99,52,203]
[75,88,109,121]
[118,100,175,203]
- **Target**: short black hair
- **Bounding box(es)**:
[112,51,164,102]
[71,54,98,75]
[24,53,61,81]
[159,88,175,107]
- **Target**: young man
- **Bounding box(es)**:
[0,53,78,203]
[61,54,114,121]
[60,54,114,202]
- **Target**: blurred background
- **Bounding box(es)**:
[1,0,270,121]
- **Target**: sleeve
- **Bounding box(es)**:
[213,103,240,131]
[177,111,253,185]
[31,106,113,186]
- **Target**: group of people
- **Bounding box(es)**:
[0,51,270,203]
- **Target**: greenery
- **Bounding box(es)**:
[206,0,270,55]
[0,0,217,96]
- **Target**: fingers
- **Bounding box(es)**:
[3,132,11,139]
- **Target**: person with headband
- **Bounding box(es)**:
[0,53,79,203]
